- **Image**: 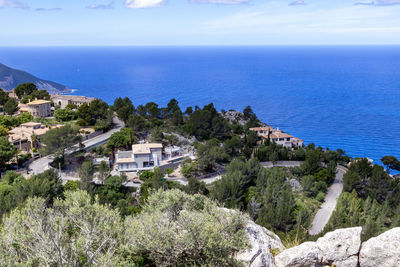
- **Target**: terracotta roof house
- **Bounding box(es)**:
[8,122,50,152]
[250,126,303,148]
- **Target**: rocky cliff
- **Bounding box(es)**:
[238,223,400,267]
[0,63,69,93]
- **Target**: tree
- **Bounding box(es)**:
[77,100,109,126]
[256,168,296,232]
[79,160,94,190]
[184,106,193,115]
[113,97,135,123]
[107,128,137,150]
[0,126,7,136]
[0,89,9,107]
[0,136,17,171]
[144,102,160,119]
[301,148,321,175]
[54,107,76,122]
[163,99,183,126]
[40,125,81,156]
[381,156,400,173]
[150,126,163,142]
[98,160,110,183]
[126,114,146,133]
[343,170,361,193]
[3,98,19,115]
[63,180,79,191]
[76,102,91,125]
[197,139,228,173]
[14,83,37,99]
[185,177,209,195]
[185,103,230,141]
[165,168,174,177]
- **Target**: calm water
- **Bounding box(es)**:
[0,46,399,165]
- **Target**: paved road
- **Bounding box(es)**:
[169,161,304,186]
[28,117,124,175]
[309,167,347,236]
[260,161,303,168]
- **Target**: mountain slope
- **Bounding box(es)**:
[0,63,70,93]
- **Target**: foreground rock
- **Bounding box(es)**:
[275,227,362,267]
[359,227,400,267]
[236,220,285,267]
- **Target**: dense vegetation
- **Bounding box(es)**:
[0,189,248,266]
[325,158,400,240]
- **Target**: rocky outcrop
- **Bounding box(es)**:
[275,227,362,267]
[359,227,400,267]
[236,220,285,267]
[239,223,400,267]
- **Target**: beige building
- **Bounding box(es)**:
[19,100,52,118]
[250,126,303,148]
[51,95,96,109]
[8,122,50,152]
[116,143,163,172]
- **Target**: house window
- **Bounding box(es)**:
[143,161,154,167]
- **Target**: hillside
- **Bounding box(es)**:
[0,63,70,93]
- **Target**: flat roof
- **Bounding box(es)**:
[27,100,51,105]
[51,95,96,101]
[132,143,162,154]
[20,122,43,127]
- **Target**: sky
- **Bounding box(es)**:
[1,0,400,46]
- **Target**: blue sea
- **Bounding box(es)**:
[0,46,399,167]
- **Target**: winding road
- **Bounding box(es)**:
[28,117,124,175]
[309,166,347,236]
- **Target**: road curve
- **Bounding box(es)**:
[309,167,346,236]
[28,117,124,175]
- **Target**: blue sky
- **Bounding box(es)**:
[1,0,400,46]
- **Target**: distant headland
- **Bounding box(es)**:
[0,62,70,94]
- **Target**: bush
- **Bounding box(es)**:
[17,153,32,167]
[122,189,249,266]
[316,191,326,202]
[0,189,250,266]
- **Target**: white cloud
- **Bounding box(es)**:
[125,0,166,8]
[354,0,400,6]
[376,0,400,5]
[201,2,400,38]
[0,0,29,9]
[289,0,306,6]
[35,7,63,11]
[189,0,250,4]
[86,2,114,10]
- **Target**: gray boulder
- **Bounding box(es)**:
[316,227,361,266]
[236,220,285,267]
[275,242,321,267]
[359,227,400,267]
[275,227,362,267]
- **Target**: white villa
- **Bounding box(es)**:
[115,143,163,172]
[250,126,303,148]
